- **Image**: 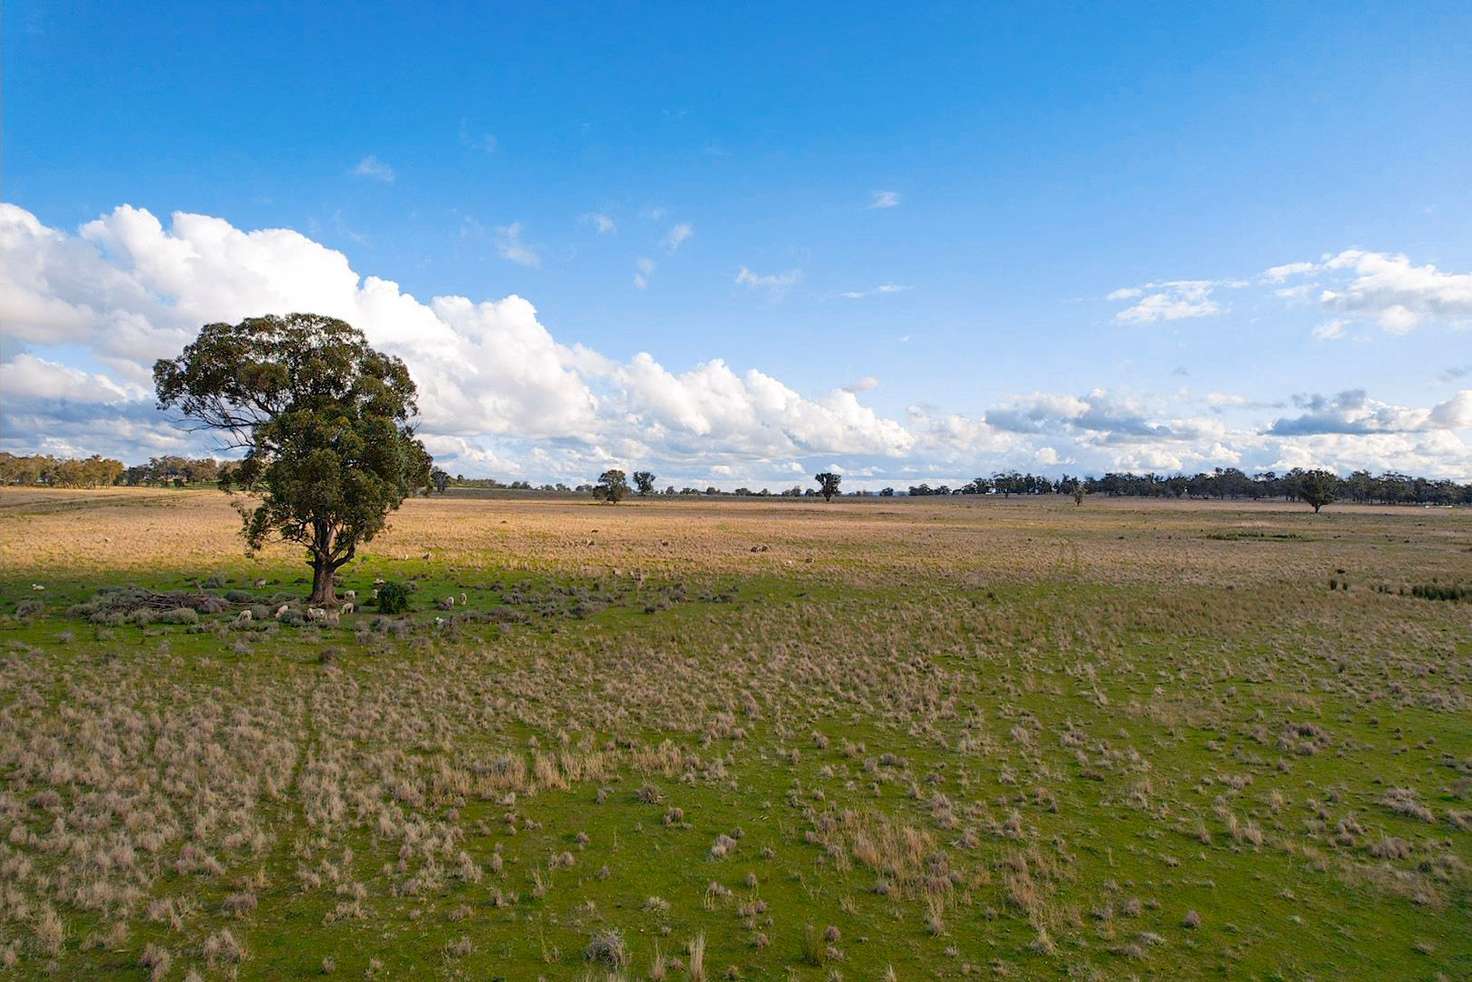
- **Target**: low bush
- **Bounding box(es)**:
[1409,582,1469,602]
[377,581,412,614]
[157,607,200,625]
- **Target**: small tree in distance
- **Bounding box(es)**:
[593,469,630,504]
[430,467,451,494]
[1293,468,1339,513]
[633,470,657,496]
[815,472,842,502]
[154,313,431,605]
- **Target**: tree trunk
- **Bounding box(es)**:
[309,555,336,605]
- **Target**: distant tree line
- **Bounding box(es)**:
[0,453,250,488]
[5,453,1469,507]
[121,456,241,487]
[899,468,1472,506]
[444,475,544,491]
[0,453,126,488]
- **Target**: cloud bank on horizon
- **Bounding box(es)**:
[2,202,1471,486]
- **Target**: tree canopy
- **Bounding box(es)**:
[593,469,630,504]
[1292,468,1339,513]
[815,472,842,502]
[154,314,431,603]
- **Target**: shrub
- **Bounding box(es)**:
[157,608,200,625]
[377,581,411,614]
[1409,583,1469,602]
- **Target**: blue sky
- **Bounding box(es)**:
[3,2,1471,485]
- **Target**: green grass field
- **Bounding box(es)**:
[0,488,1468,979]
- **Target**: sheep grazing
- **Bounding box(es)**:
[274,604,290,620]
[341,602,355,614]
[237,610,253,623]
[31,584,45,591]
[342,590,356,601]
[252,578,267,588]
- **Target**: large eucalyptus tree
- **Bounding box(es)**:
[155,313,431,603]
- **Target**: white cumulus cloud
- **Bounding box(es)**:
[1264,249,1472,332]
[3,203,1469,484]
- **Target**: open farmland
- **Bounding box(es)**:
[0,488,1469,980]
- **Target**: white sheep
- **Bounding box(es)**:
[343,589,357,600]
[341,602,355,614]
[274,604,290,620]
[237,609,253,623]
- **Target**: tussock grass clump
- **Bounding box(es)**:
[585,929,629,969]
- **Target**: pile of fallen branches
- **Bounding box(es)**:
[70,587,232,620]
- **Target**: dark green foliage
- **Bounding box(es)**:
[1291,468,1339,513]
[814,472,842,502]
[593,469,630,504]
[632,470,656,496]
[154,314,432,603]
[376,581,412,614]
[430,468,451,494]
